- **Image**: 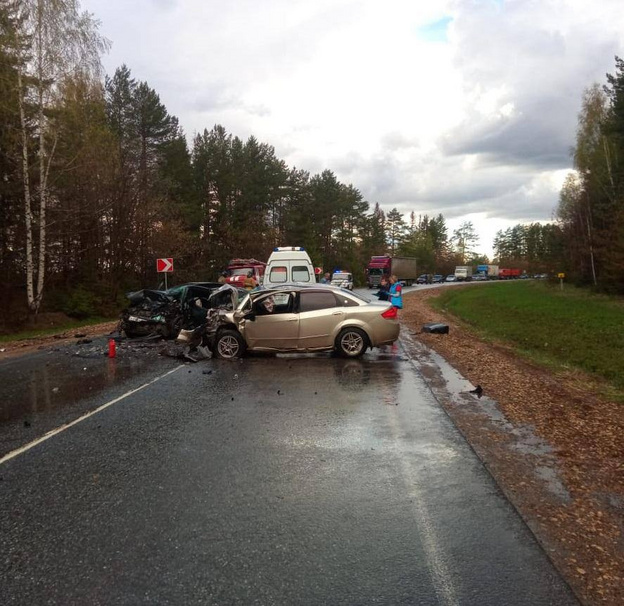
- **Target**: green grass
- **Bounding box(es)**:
[430,281,624,397]
[0,317,114,343]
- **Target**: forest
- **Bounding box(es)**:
[1,1,623,329]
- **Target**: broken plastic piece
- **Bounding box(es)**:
[422,323,449,334]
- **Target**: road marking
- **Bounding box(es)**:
[386,340,459,605]
[0,365,183,466]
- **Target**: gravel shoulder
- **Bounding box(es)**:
[400,287,623,606]
[0,321,119,361]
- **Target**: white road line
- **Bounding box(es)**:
[0,365,183,466]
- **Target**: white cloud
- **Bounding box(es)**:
[82,0,624,257]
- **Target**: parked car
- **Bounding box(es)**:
[472,274,487,281]
[432,274,445,283]
[206,285,400,359]
[330,271,354,290]
[445,275,457,282]
[416,274,432,284]
[119,283,245,339]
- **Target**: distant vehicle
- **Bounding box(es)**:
[476,264,499,280]
[207,285,400,359]
[432,274,445,283]
[330,271,354,290]
[519,273,530,279]
[499,268,521,280]
[264,247,315,287]
[454,266,473,281]
[472,274,487,281]
[225,258,266,287]
[445,274,457,282]
[416,274,432,284]
[366,255,418,288]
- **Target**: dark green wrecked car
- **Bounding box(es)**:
[119,283,246,339]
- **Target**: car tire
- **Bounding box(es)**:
[214,329,246,359]
[162,315,184,339]
[336,327,368,358]
[120,321,152,339]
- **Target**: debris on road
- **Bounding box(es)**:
[421,322,449,334]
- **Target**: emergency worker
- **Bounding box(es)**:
[243,271,258,290]
[388,275,403,309]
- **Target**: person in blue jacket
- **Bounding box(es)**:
[388,275,403,309]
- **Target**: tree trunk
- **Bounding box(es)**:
[17,68,36,313]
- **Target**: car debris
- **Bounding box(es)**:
[118,282,245,340]
[421,322,450,334]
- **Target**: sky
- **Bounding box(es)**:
[81,0,624,258]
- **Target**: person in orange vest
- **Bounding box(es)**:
[243,271,258,290]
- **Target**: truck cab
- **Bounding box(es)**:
[225,258,266,288]
[366,255,391,288]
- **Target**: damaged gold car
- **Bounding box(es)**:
[205,285,400,359]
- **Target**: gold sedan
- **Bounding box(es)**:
[211,286,400,359]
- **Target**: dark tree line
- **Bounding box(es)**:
[492,58,624,291]
[1,1,456,326]
[556,57,624,292]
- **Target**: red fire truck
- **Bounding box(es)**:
[225,258,267,287]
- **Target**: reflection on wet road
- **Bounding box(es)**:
[0,343,578,605]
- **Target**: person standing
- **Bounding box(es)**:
[218,271,228,284]
[320,272,331,284]
[388,275,403,309]
[243,270,258,290]
[376,276,390,301]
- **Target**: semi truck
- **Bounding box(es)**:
[499,268,521,279]
[366,255,418,288]
[476,264,499,279]
[454,266,473,281]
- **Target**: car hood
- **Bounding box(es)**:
[208,283,241,309]
[126,289,173,305]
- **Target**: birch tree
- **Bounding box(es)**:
[12,0,107,315]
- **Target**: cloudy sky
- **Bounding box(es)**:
[81,0,624,257]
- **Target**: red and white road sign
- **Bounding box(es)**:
[156,258,174,273]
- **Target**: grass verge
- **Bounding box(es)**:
[430,281,624,398]
[0,317,115,343]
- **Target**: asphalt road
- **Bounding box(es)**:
[0,327,578,605]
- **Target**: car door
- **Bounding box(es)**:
[242,293,299,350]
[297,291,341,349]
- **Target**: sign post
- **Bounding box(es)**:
[157,257,174,289]
[557,272,565,291]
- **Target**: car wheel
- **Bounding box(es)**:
[214,329,246,359]
[162,315,184,339]
[336,327,368,358]
[120,321,152,339]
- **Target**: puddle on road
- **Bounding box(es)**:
[0,343,171,425]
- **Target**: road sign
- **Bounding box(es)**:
[157,258,174,273]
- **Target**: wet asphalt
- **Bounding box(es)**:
[0,333,578,605]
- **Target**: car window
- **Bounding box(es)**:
[299,291,338,312]
[269,265,288,283]
[292,265,311,282]
[254,293,293,314]
[338,295,359,307]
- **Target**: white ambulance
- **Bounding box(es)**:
[264,247,315,287]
